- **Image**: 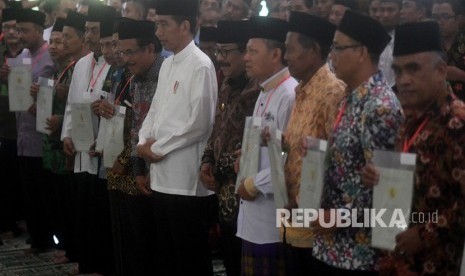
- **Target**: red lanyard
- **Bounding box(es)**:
[333,99,347,131]
[56,60,76,84]
[402,117,429,152]
[89,58,107,93]
[115,75,133,105]
[255,76,290,116]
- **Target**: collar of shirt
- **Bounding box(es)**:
[172,40,196,64]
[346,70,387,105]
[298,63,332,96]
[259,67,291,92]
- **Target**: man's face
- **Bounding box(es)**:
[2,20,19,45]
[49,31,67,61]
[392,52,446,111]
[84,21,100,55]
[100,36,115,65]
[62,26,84,57]
[329,31,363,84]
[112,33,125,67]
[200,0,220,13]
[432,3,459,38]
[146,8,156,22]
[315,0,334,19]
[244,38,277,82]
[329,4,348,26]
[155,15,184,53]
[17,22,42,50]
[400,0,423,24]
[380,1,401,30]
[286,0,317,19]
[222,0,248,20]
[107,0,122,14]
[119,38,151,76]
[215,43,245,78]
[368,0,382,21]
[284,32,316,81]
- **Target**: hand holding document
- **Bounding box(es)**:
[235,116,261,191]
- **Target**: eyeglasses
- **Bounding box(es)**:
[330,44,362,53]
[214,47,239,58]
[119,47,143,57]
[431,13,456,21]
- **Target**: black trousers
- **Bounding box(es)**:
[18,156,54,250]
[151,191,213,276]
[218,221,242,276]
[74,173,114,275]
[282,245,314,276]
[0,138,22,233]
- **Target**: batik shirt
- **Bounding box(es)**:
[42,60,75,174]
[201,72,260,224]
[130,55,164,178]
[313,71,404,270]
[380,90,465,275]
[283,64,346,248]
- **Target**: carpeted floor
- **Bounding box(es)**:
[0,234,226,276]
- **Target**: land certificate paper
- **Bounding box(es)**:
[71,103,94,152]
[36,77,54,134]
[8,57,33,111]
[371,150,416,251]
[299,137,327,210]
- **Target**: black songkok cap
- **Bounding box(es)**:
[64,11,87,33]
[248,16,288,44]
[337,10,390,56]
[118,19,156,40]
[16,9,45,27]
[393,21,442,56]
[52,17,65,32]
[114,17,135,34]
[2,8,18,23]
[333,0,359,10]
[288,12,336,53]
[156,0,199,16]
[217,20,250,44]
[86,5,116,37]
[199,27,218,42]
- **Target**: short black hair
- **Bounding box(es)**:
[263,38,287,66]
[171,15,197,36]
[136,37,162,53]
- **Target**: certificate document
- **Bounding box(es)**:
[371,150,416,251]
[268,128,288,209]
[235,116,261,190]
[299,138,327,210]
[8,58,33,111]
[95,118,107,153]
[71,103,94,152]
[103,106,126,168]
[36,78,54,134]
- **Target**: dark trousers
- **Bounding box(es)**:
[312,256,379,276]
[0,138,22,233]
[152,191,213,276]
[18,156,54,250]
[219,221,242,276]
[74,173,114,275]
[124,193,157,275]
[283,245,314,275]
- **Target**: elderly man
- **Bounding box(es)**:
[311,10,403,275]
[200,19,260,276]
[364,21,465,276]
[282,11,346,275]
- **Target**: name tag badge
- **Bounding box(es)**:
[119,106,126,114]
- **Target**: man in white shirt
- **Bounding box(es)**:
[236,15,297,275]
[60,4,115,275]
[136,0,218,275]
